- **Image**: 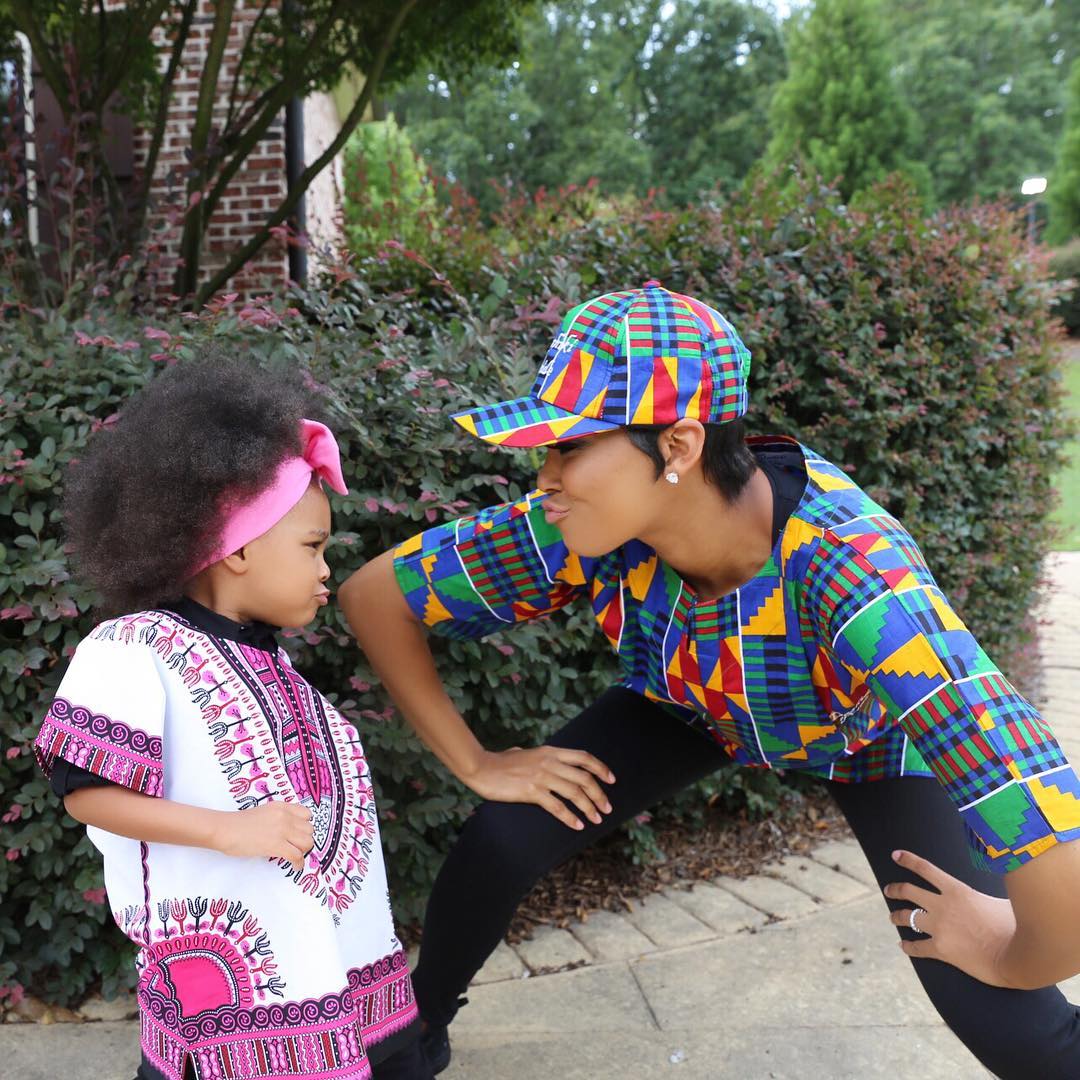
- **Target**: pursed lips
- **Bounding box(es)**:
[543,502,570,524]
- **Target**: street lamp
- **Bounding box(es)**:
[1020,176,1048,245]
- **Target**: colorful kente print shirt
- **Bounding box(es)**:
[35,601,417,1080]
[393,435,1080,874]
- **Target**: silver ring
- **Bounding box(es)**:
[908,906,927,934]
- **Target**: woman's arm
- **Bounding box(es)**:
[888,839,1080,990]
[65,786,314,871]
[338,549,615,830]
[1002,839,1080,987]
[816,518,1080,986]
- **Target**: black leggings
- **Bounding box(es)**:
[411,687,1080,1080]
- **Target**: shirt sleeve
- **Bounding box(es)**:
[49,759,118,798]
[820,522,1080,872]
[392,491,591,641]
[34,631,166,798]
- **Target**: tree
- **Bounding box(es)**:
[1041,0,1080,76]
[0,0,530,305]
[392,0,785,211]
[341,115,435,251]
[392,70,542,212]
[765,0,923,203]
[639,0,785,203]
[1048,55,1080,243]
[885,0,1064,207]
[394,0,655,213]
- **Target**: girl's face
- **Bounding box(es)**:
[536,429,664,557]
[235,483,333,628]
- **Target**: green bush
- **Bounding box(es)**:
[0,175,1071,1005]
[1049,239,1080,336]
[341,117,437,255]
[0,292,631,1007]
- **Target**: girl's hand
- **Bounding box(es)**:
[463,747,616,830]
[884,849,1018,987]
[215,802,314,871]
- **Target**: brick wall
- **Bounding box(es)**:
[127,0,290,297]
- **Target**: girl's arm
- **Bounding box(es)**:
[339,549,615,831]
[64,786,314,871]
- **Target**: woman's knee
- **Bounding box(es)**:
[914,962,1080,1079]
[455,798,580,892]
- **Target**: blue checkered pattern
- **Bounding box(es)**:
[451,281,752,447]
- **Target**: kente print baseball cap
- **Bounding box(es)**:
[450,280,752,447]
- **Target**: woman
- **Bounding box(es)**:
[341,281,1080,1078]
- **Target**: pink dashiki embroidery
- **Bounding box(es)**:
[35,607,417,1080]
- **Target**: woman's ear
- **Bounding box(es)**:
[657,419,705,481]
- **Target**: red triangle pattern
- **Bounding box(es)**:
[697,359,714,419]
[813,647,843,712]
[880,566,912,590]
[844,531,880,557]
[598,588,624,649]
[501,424,559,447]
[651,356,678,416]
[551,350,585,410]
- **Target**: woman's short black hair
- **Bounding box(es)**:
[625,419,757,502]
[63,350,315,615]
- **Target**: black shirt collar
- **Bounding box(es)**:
[164,596,280,650]
[750,442,808,548]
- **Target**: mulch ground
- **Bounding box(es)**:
[505,788,852,942]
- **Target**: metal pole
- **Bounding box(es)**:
[284,95,307,285]
[283,0,307,285]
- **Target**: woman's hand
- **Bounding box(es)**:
[462,747,615,830]
[884,849,1018,987]
[214,802,315,871]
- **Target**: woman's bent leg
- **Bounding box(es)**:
[828,775,1080,1080]
[410,687,729,1026]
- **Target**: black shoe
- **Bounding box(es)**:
[420,1024,451,1075]
[369,1037,434,1080]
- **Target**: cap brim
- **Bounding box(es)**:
[451,396,620,447]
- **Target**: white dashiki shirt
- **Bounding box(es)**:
[35,598,417,1080]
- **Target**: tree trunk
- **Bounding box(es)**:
[174,0,236,299]
[193,0,420,307]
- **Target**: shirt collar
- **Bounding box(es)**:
[164,596,280,650]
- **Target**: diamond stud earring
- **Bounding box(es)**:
[665,472,679,485]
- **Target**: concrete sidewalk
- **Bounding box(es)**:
[4,554,1079,1080]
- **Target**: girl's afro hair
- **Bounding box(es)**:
[63,349,317,615]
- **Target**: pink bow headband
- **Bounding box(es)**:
[191,419,348,576]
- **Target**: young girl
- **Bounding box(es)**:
[34,354,429,1080]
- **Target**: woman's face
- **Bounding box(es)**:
[536,429,664,556]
